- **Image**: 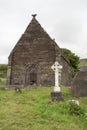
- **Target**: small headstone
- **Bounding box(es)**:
[71,66,87,97]
[51,61,64,101]
[15,86,22,93]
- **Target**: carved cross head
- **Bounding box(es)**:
[51,61,62,71]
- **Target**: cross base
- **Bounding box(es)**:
[51,91,64,101]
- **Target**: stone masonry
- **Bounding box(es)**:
[7,15,72,87]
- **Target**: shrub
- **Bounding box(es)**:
[68,100,84,115]
[0,64,8,72]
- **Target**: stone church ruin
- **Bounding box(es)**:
[7,14,71,87]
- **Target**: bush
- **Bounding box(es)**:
[0,64,8,72]
[61,48,80,76]
[68,100,84,115]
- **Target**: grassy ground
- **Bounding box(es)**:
[0,78,6,85]
[0,86,87,130]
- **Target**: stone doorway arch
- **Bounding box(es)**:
[25,64,38,86]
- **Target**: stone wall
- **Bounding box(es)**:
[7,16,72,87]
[8,37,56,86]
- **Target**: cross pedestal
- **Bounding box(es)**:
[51,61,64,101]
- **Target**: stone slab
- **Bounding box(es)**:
[72,67,87,97]
[51,91,64,101]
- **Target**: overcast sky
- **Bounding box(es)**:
[0,0,87,63]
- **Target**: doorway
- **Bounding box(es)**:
[30,72,37,85]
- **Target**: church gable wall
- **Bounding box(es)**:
[10,38,56,86]
[7,15,72,87]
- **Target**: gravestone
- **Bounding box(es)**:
[51,61,64,101]
[15,86,22,93]
[71,66,87,97]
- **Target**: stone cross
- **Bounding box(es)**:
[51,61,62,92]
[32,14,37,18]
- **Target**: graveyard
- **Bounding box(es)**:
[0,61,87,130]
[0,17,87,129]
[0,0,87,129]
[0,14,87,130]
[0,84,87,130]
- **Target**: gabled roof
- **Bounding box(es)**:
[9,15,55,58]
[23,14,51,40]
[8,14,70,65]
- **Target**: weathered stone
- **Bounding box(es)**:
[51,92,64,101]
[7,15,72,87]
[15,86,22,93]
[71,66,87,97]
[51,61,62,92]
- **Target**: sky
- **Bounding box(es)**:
[0,0,87,63]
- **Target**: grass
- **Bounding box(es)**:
[79,58,87,67]
[0,78,6,86]
[0,86,87,130]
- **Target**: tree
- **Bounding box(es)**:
[61,48,80,77]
